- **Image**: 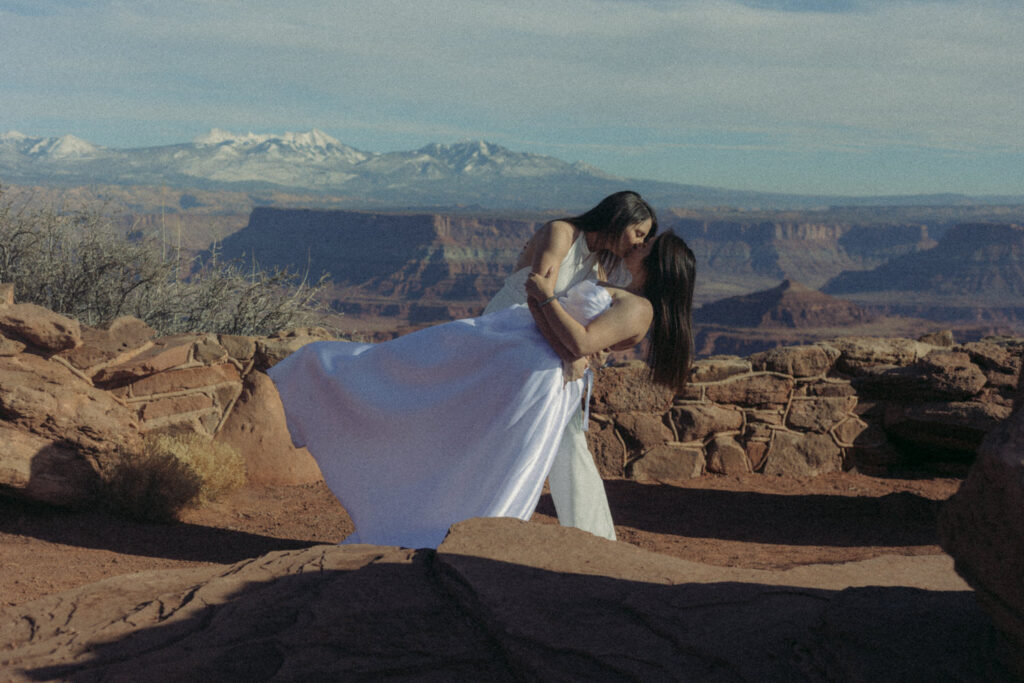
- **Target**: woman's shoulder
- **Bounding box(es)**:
[606,286,653,316]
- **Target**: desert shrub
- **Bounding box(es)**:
[0,188,328,335]
[105,433,247,522]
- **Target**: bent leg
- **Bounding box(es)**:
[547,410,616,541]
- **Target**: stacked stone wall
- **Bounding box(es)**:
[590,336,1023,480]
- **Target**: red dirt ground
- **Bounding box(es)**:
[0,471,962,608]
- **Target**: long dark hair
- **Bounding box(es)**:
[563,191,658,272]
[641,232,696,392]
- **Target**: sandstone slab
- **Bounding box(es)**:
[764,430,842,477]
[0,518,1002,681]
[0,303,81,353]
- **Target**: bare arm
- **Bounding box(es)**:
[526,269,652,358]
[521,220,577,303]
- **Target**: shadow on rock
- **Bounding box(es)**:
[0,495,317,564]
[4,535,1011,682]
[591,480,943,547]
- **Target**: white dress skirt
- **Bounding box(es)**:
[268,280,613,549]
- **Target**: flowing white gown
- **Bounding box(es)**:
[268,280,613,549]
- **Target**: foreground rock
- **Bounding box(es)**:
[940,397,1024,678]
[0,518,1008,681]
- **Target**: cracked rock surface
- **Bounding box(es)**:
[0,517,1010,681]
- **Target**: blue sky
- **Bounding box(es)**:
[1,0,1021,196]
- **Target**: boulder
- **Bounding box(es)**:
[614,411,674,451]
[0,302,81,353]
[583,417,626,478]
[853,351,988,402]
[786,396,856,433]
[883,401,1011,458]
[689,356,751,383]
[214,371,322,485]
[0,354,141,505]
[941,404,1024,678]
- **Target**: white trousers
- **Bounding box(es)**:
[547,409,617,541]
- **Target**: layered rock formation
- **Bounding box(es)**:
[0,517,1006,681]
[216,208,541,322]
[0,288,327,505]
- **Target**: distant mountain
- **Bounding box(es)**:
[824,223,1024,299]
[4,129,1022,211]
[695,279,877,328]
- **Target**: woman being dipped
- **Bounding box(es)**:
[484,191,657,541]
[269,232,695,550]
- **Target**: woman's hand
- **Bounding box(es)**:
[526,266,556,303]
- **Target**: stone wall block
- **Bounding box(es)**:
[746,440,769,471]
[585,417,627,478]
[125,363,241,399]
[832,415,869,446]
[800,379,856,397]
[749,344,839,378]
[703,372,793,407]
[219,334,257,363]
[59,316,155,373]
[615,412,674,451]
[706,436,751,475]
[689,356,751,383]
[193,335,229,364]
[763,431,842,477]
[745,408,783,426]
[830,336,932,375]
[882,400,1011,458]
[628,443,705,481]
[672,403,744,442]
[786,396,856,433]
[92,337,195,388]
[591,362,676,414]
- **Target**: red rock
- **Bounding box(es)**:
[214,370,322,485]
[591,361,676,413]
[0,302,81,353]
[941,404,1024,677]
[59,316,155,372]
[584,417,626,478]
[614,412,674,450]
[91,336,195,387]
[786,396,855,432]
[750,343,840,378]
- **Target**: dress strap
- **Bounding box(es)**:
[582,367,593,431]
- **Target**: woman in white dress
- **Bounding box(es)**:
[268,232,695,550]
[485,191,657,541]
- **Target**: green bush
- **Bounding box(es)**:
[0,187,328,335]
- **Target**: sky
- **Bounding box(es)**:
[1,0,1022,197]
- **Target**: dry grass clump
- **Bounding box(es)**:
[105,433,247,522]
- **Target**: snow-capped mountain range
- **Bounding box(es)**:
[1,129,1015,210]
[0,129,636,207]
